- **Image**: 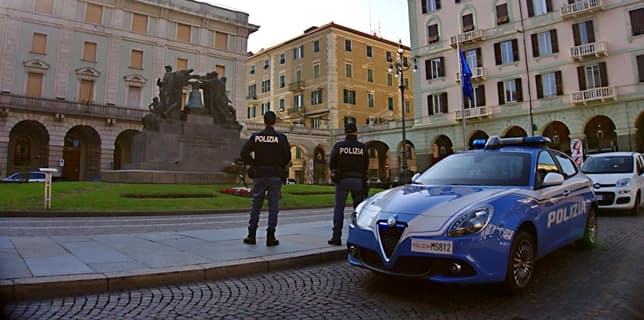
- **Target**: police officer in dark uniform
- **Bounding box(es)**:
[240,111,291,246]
[328,122,368,245]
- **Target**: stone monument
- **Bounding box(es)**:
[102,67,244,184]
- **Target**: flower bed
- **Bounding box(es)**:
[220,187,252,197]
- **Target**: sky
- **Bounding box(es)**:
[204,0,411,53]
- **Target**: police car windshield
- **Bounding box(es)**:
[581,156,634,174]
[416,152,532,186]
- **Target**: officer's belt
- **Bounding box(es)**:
[341,172,363,178]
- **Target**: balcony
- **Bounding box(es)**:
[246,94,257,101]
[455,106,491,120]
[449,29,484,47]
[560,0,602,18]
[571,86,616,104]
[288,80,305,92]
[570,41,607,60]
[287,105,305,115]
[456,67,486,82]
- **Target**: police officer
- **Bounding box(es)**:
[240,111,291,246]
[328,122,368,246]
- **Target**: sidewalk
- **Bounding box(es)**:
[0,217,348,301]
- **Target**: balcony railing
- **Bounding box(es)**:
[246,94,257,100]
[560,0,602,18]
[0,93,148,121]
[287,105,305,115]
[571,86,616,104]
[456,67,486,82]
[288,80,305,92]
[449,29,484,47]
[570,41,607,60]
[455,106,491,120]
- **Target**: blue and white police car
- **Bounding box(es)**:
[347,136,598,294]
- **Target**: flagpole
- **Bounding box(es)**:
[457,35,467,150]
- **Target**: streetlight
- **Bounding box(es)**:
[388,40,415,185]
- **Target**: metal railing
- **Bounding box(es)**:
[288,80,305,92]
[571,86,616,104]
[455,106,491,120]
[287,105,305,115]
[449,29,484,47]
[560,0,602,18]
[570,41,607,59]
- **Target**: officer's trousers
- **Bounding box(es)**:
[332,177,364,239]
[248,176,282,231]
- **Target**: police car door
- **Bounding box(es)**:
[552,151,590,243]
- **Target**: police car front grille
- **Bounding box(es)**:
[596,192,615,206]
[377,222,406,258]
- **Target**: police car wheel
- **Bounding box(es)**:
[503,230,535,295]
[577,207,598,250]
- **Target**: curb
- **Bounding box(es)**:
[0,248,347,301]
[0,206,334,217]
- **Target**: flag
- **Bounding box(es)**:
[459,49,474,101]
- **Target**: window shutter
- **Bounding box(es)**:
[638,55,644,82]
[439,57,445,77]
[531,34,539,57]
[440,92,448,113]
[477,85,486,106]
[535,74,543,99]
[494,43,502,65]
[497,81,505,105]
[516,78,523,102]
[512,39,519,62]
[462,14,474,32]
[555,71,563,95]
[425,60,431,80]
[476,48,482,67]
[577,66,587,90]
[572,24,581,46]
[527,0,534,17]
[550,30,559,53]
[546,0,552,13]
[427,95,434,115]
[421,0,427,14]
[599,62,608,87]
[587,21,595,43]
[436,0,441,10]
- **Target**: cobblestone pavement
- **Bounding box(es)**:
[2,214,642,320]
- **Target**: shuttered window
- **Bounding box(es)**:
[26,73,43,97]
[176,58,188,71]
[427,24,439,43]
[496,3,509,25]
[85,3,103,24]
[130,50,143,69]
[215,32,228,49]
[83,42,97,62]
[32,33,47,54]
[638,55,644,83]
[79,79,94,103]
[34,0,53,14]
[132,13,148,33]
[630,8,644,36]
[216,65,225,77]
[177,23,191,42]
[462,14,474,32]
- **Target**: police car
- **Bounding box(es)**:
[347,136,598,294]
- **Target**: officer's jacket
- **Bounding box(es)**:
[330,135,368,179]
[240,126,291,177]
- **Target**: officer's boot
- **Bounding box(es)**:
[266,228,279,247]
[243,228,256,245]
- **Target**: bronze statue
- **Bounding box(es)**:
[156,65,197,120]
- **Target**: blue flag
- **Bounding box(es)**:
[459,49,474,101]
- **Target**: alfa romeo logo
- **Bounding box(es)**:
[387,216,397,227]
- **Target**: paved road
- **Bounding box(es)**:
[3,214,642,320]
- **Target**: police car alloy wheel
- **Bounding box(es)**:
[504,231,535,294]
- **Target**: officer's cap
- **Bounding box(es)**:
[263,111,277,125]
[345,122,357,134]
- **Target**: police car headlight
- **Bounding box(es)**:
[616,178,631,188]
[352,197,382,229]
[447,205,494,237]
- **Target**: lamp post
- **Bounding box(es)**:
[388,40,414,185]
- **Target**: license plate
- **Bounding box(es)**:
[411,239,453,255]
[596,194,604,201]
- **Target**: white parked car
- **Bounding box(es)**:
[581,152,644,215]
[1,171,46,183]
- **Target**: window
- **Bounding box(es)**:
[296,69,302,82]
[572,21,595,46]
[79,79,94,103]
[345,63,353,78]
[465,48,481,67]
[366,45,373,57]
[536,71,562,98]
[216,65,225,77]
[528,0,551,17]
[177,23,191,42]
[130,49,143,69]
[247,105,256,118]
[368,92,375,107]
[531,30,558,57]
[279,98,285,112]
[367,68,374,82]
[132,13,148,33]
[425,57,444,79]
[421,0,441,13]
[313,40,320,53]
[387,73,393,86]
[279,53,286,64]
[630,8,644,36]
[85,3,103,24]
[247,84,257,98]
[638,55,644,83]
[279,74,285,88]
[387,97,394,110]
[311,118,322,129]
[496,3,509,25]
[261,79,270,93]
[261,102,270,115]
[462,14,474,32]
[554,151,577,178]
[427,24,439,43]
[386,51,393,62]
[577,62,608,90]
[215,32,228,49]
[26,72,43,97]
[249,65,255,75]
[465,85,486,108]
[497,79,522,104]
[176,58,188,70]
[83,42,97,62]
[293,46,304,59]
[427,92,448,115]
[127,86,142,108]
[313,64,320,79]
[311,88,323,105]
[263,59,269,70]
[345,39,352,51]
[343,89,356,104]
[494,39,519,65]
[31,33,47,54]
[294,94,304,107]
[35,0,53,14]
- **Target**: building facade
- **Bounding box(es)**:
[0,0,257,180]
[403,0,644,170]
[244,23,417,184]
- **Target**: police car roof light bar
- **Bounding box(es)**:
[474,135,552,150]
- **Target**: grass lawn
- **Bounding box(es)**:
[0,182,381,212]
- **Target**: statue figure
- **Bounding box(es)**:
[156,65,196,120]
[199,72,238,128]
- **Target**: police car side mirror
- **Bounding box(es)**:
[542,172,564,187]
[411,173,421,183]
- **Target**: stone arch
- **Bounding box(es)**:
[584,115,617,154]
[469,130,489,147]
[432,135,453,166]
[541,121,571,153]
[313,145,329,184]
[6,120,50,176]
[502,126,527,138]
[113,129,139,170]
[366,140,390,182]
[62,125,102,181]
